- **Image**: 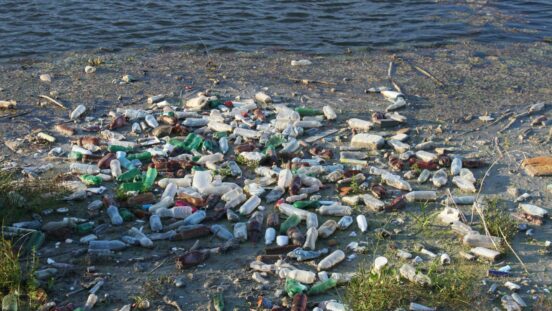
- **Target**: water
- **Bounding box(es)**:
[0,0,550,59]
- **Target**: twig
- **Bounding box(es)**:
[394,56,445,87]
[494,137,504,158]
[498,227,529,274]
[0,110,31,119]
[38,95,67,110]
[289,78,336,86]
[163,296,183,311]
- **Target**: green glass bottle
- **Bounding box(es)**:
[279,214,301,234]
[107,145,134,152]
[307,278,337,295]
[127,151,152,161]
[119,208,134,221]
[142,167,158,191]
[285,278,308,297]
[117,168,141,182]
[295,107,323,117]
[119,182,143,193]
[293,200,320,209]
[80,174,102,186]
[76,222,94,234]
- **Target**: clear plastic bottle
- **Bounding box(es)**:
[107,205,123,225]
[323,105,337,120]
[109,159,122,177]
[211,224,233,240]
[233,222,248,241]
[149,215,163,232]
[356,215,368,232]
[161,182,177,200]
[219,136,229,154]
[337,216,353,230]
[317,250,345,271]
[317,220,337,238]
[239,195,261,215]
[432,169,448,188]
[128,227,153,248]
[451,157,462,176]
[265,227,276,245]
[183,210,206,226]
[265,186,285,203]
[70,163,100,175]
[303,227,318,250]
[70,104,86,120]
[88,240,127,251]
[144,114,159,128]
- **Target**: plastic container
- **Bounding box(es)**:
[149,215,163,232]
[106,205,123,225]
[317,250,345,271]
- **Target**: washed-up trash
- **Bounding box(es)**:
[521,156,552,176]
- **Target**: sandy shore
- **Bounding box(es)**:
[0,42,551,310]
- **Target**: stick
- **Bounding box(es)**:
[163,296,183,311]
[38,95,67,110]
[289,78,336,86]
[0,110,31,119]
[394,56,445,87]
[499,227,529,274]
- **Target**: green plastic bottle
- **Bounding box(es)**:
[295,107,323,117]
[211,292,224,311]
[280,214,301,234]
[307,278,337,295]
[68,151,83,161]
[169,137,187,149]
[266,134,285,148]
[119,182,143,193]
[187,134,203,152]
[80,174,102,186]
[76,222,94,234]
[202,139,219,152]
[293,200,320,209]
[127,151,152,161]
[285,278,308,297]
[107,145,134,152]
[208,99,223,108]
[142,167,158,191]
[117,168,141,182]
[119,208,134,221]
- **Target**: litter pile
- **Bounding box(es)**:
[2,81,546,311]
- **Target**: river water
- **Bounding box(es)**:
[0,0,550,59]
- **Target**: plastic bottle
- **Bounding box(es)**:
[183,210,206,226]
[192,170,212,193]
[239,195,261,215]
[285,278,308,297]
[303,227,318,250]
[70,104,86,120]
[287,269,316,284]
[88,240,127,251]
[144,114,159,128]
[404,191,437,202]
[70,163,100,175]
[149,215,163,232]
[295,107,322,117]
[317,204,352,216]
[451,157,462,176]
[337,216,353,230]
[417,169,430,184]
[287,227,305,245]
[117,168,140,182]
[356,215,368,232]
[219,137,229,154]
[306,212,318,229]
[128,227,153,248]
[233,223,248,242]
[293,200,320,209]
[80,174,102,186]
[308,278,337,295]
[322,105,337,120]
[247,211,263,243]
[280,214,301,234]
[432,169,448,188]
[107,205,123,225]
[109,159,122,177]
[317,220,338,240]
[266,186,285,203]
[278,169,293,188]
[211,224,233,240]
[142,167,158,191]
[84,293,98,310]
[288,248,328,262]
[317,250,346,271]
[265,227,276,245]
[381,172,412,191]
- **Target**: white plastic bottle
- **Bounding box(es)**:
[265,227,276,245]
